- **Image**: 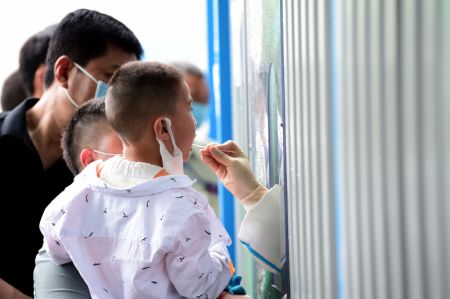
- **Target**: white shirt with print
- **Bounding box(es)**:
[40,157,232,299]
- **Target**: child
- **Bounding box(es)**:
[40,61,233,299]
[35,99,123,298]
[61,98,122,175]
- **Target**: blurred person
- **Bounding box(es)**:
[0,9,143,296]
[172,62,219,213]
[39,61,237,298]
[171,62,210,134]
[0,70,28,111]
[1,24,57,112]
[19,24,57,99]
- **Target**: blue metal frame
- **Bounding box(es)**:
[206,0,217,141]
[206,0,236,264]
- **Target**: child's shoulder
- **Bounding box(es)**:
[43,171,95,219]
[73,160,103,183]
[55,162,104,202]
[162,182,208,209]
[154,180,210,220]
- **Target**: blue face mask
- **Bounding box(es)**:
[74,62,109,98]
[192,102,210,128]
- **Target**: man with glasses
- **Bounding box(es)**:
[0,9,143,296]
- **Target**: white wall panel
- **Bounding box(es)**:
[282,0,449,298]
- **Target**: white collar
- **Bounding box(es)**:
[99,156,162,187]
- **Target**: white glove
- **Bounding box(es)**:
[200,140,267,209]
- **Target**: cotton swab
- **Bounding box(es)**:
[192,143,235,154]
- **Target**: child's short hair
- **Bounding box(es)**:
[105,61,184,142]
[62,99,112,175]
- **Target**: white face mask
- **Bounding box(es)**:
[156,118,184,175]
[73,62,109,98]
[62,62,109,109]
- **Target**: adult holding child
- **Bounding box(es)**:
[40,61,235,298]
[0,8,143,296]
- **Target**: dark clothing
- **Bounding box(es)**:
[0,98,73,296]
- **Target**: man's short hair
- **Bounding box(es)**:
[62,99,111,175]
[45,9,143,87]
[171,62,204,78]
[19,24,57,96]
[1,70,28,111]
[106,61,183,142]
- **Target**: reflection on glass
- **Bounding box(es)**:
[242,0,286,297]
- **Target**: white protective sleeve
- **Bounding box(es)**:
[237,185,285,273]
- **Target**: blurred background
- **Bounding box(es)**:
[0,0,208,106]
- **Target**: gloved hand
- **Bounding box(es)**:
[200,141,267,209]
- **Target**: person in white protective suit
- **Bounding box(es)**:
[200,141,285,274]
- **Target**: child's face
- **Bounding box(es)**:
[170,81,197,161]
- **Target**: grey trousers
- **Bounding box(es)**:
[33,248,90,299]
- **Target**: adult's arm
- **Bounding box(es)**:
[238,185,284,273]
[200,141,284,273]
[0,279,31,299]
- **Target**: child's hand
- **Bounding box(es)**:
[200,141,267,208]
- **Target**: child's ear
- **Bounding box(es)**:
[80,148,95,168]
[153,117,169,141]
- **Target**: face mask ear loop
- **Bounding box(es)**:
[163,118,179,157]
[62,88,80,109]
[91,149,122,156]
[73,62,98,84]
[156,118,184,175]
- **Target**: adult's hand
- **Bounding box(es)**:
[0,279,31,299]
[200,141,267,209]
